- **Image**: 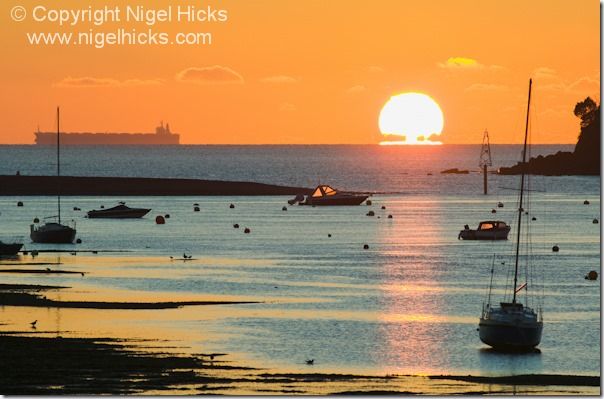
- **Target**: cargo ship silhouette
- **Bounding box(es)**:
[35,121,180,145]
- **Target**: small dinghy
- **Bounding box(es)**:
[0,240,23,256]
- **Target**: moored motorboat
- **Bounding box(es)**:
[458,221,510,240]
[299,185,368,206]
[87,202,151,219]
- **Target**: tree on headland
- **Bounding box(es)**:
[573,97,600,174]
[499,97,600,175]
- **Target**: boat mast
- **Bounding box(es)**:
[512,79,532,304]
[57,106,61,224]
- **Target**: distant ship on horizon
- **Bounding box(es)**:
[35,121,180,145]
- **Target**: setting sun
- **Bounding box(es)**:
[379,93,444,145]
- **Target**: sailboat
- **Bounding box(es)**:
[478,79,543,351]
[30,107,77,244]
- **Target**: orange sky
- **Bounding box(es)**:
[0,0,599,144]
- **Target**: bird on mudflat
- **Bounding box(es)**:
[30,320,37,328]
[305,359,314,365]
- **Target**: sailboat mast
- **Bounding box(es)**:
[57,106,61,224]
[512,79,532,304]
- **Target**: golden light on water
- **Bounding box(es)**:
[379,93,444,145]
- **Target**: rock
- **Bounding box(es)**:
[441,168,469,174]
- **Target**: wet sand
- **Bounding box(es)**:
[0,333,598,395]
[0,291,259,309]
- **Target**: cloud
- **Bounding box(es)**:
[368,66,384,73]
[438,57,504,71]
[533,67,557,80]
[279,102,296,112]
[260,75,299,84]
[465,83,510,92]
[176,66,244,84]
[346,85,367,94]
[55,77,162,87]
[539,75,600,95]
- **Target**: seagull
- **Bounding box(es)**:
[305,359,314,365]
[30,320,37,328]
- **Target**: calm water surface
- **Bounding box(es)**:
[0,145,599,377]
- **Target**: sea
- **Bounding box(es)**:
[0,144,600,377]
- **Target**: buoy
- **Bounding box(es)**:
[76,238,82,244]
[584,200,590,205]
[233,223,240,228]
[497,202,504,208]
[282,206,287,211]
[229,204,235,209]
[381,206,386,210]
[194,206,200,212]
[586,270,598,280]
[100,205,105,209]
[491,209,496,214]
[155,215,166,224]
[17,201,23,207]
[33,217,39,223]
[366,211,375,216]
[363,244,369,250]
[388,214,393,219]
[73,207,81,211]
[244,227,251,234]
[552,245,559,252]
[593,218,599,224]
[366,200,372,206]
[532,217,537,221]
[328,234,332,237]
[165,214,170,219]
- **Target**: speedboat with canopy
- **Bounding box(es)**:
[299,185,368,206]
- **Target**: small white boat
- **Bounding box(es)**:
[299,185,368,206]
[458,221,510,240]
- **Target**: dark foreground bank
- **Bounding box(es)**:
[0,175,312,196]
[0,334,599,395]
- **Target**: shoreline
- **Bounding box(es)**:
[0,333,598,395]
[0,175,312,196]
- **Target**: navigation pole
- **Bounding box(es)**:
[479,129,492,195]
